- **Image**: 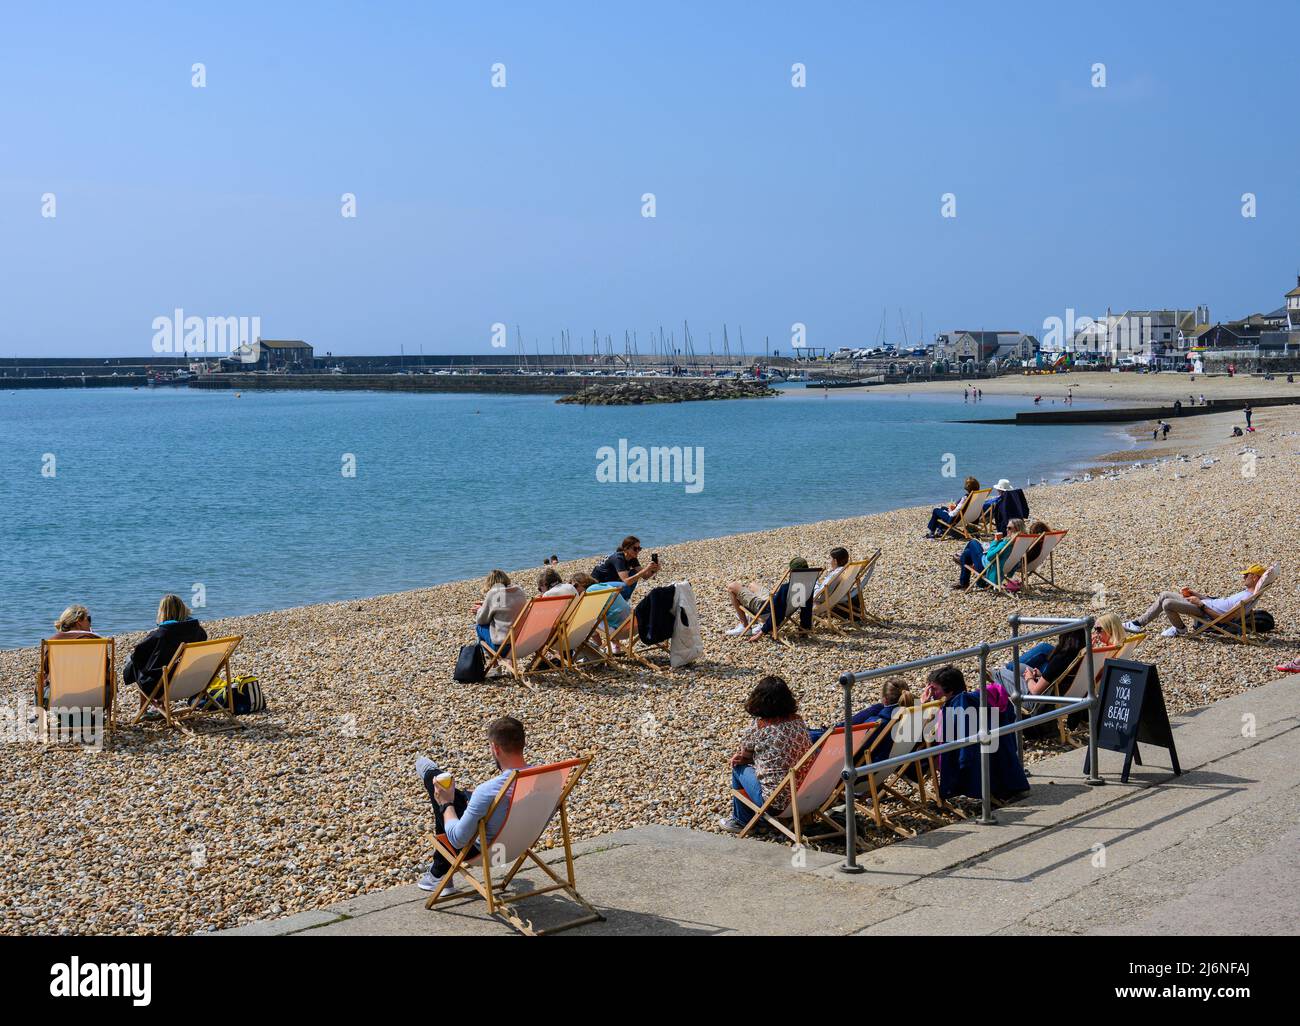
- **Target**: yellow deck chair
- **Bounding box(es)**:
[733,722,875,846]
[545,589,619,675]
[1184,565,1278,645]
[131,635,242,728]
[814,550,885,628]
[36,637,116,743]
[938,488,992,540]
[424,756,602,936]
[480,594,574,681]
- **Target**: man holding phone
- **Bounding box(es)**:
[591,534,660,601]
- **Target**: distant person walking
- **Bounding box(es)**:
[1161,421,1171,439]
[1244,403,1253,428]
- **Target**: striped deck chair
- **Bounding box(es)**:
[938,488,992,540]
[733,722,875,846]
[1054,633,1145,744]
[36,637,116,744]
[814,550,884,628]
[480,594,574,681]
[130,635,242,729]
[735,567,825,646]
[547,589,619,675]
[424,756,602,936]
[854,701,950,836]
[1019,529,1068,590]
[1184,566,1278,645]
[967,533,1039,594]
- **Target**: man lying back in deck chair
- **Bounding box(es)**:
[414,716,529,895]
[725,557,817,641]
[1122,563,1273,639]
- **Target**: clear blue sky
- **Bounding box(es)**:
[2,0,1297,358]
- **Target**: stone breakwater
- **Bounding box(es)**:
[1,407,1296,935]
[557,378,778,405]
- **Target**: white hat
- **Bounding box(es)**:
[994,478,1013,491]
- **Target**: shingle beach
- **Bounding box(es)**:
[2,389,1296,936]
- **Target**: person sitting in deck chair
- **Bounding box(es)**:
[474,570,527,649]
[983,479,1029,534]
[924,665,1030,803]
[925,476,981,539]
[537,567,578,598]
[571,571,631,637]
[123,594,206,698]
[717,676,811,833]
[724,557,815,640]
[39,604,105,705]
[808,677,915,743]
[992,625,1086,696]
[414,716,530,894]
[953,518,1026,590]
[1122,564,1269,639]
[811,546,854,617]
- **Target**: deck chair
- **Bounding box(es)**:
[1019,529,1068,589]
[938,488,992,540]
[814,550,885,628]
[36,637,116,743]
[424,756,602,936]
[1184,566,1278,645]
[967,533,1039,593]
[734,722,875,846]
[1054,633,1146,744]
[735,567,825,646]
[130,635,242,729]
[854,701,950,836]
[480,594,574,681]
[547,589,619,674]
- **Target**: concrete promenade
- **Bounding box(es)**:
[220,674,1298,937]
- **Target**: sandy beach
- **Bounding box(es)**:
[866,368,1300,403]
[2,402,1297,936]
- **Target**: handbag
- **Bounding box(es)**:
[454,642,487,682]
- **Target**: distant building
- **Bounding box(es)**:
[222,339,315,371]
[935,331,1038,364]
[1068,308,1204,366]
[1286,275,1300,329]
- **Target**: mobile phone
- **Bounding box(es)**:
[651,553,659,563]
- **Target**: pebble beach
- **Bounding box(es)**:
[2,399,1296,936]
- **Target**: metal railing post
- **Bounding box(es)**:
[1084,615,1105,786]
[1008,613,1023,723]
[977,644,996,824]
[839,672,864,872]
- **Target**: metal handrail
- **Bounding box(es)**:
[838,615,1103,873]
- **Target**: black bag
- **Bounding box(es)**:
[454,642,487,682]
[1218,608,1274,636]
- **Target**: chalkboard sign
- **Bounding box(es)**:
[1084,659,1181,783]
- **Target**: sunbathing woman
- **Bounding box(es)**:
[926,476,981,539]
[953,518,1026,590]
[809,677,915,742]
[123,594,206,698]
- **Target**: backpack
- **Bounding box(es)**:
[454,642,487,682]
[192,674,266,714]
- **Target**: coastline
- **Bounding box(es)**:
[1,403,1296,935]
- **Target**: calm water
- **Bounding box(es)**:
[0,385,1121,649]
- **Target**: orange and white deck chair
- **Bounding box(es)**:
[733,722,875,846]
[1052,632,1145,744]
[36,637,116,743]
[1184,564,1278,645]
[1019,529,1068,590]
[479,594,574,682]
[938,488,992,540]
[734,566,825,646]
[854,701,950,836]
[967,532,1039,594]
[814,549,885,628]
[130,635,242,729]
[547,588,619,674]
[424,756,602,936]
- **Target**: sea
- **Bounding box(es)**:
[0,384,1125,649]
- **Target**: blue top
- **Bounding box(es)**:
[446,768,525,850]
[587,582,631,630]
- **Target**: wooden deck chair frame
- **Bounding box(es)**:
[423,756,602,936]
[938,488,992,540]
[854,701,951,836]
[479,594,574,682]
[1020,530,1068,590]
[733,722,875,846]
[966,533,1039,594]
[545,589,619,676]
[36,637,116,744]
[815,550,885,629]
[130,635,242,729]
[1183,573,1277,645]
[735,567,825,647]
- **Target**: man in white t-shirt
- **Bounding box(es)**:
[1124,564,1270,638]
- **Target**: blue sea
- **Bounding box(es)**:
[0,385,1123,649]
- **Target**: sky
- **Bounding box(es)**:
[1,0,1297,358]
